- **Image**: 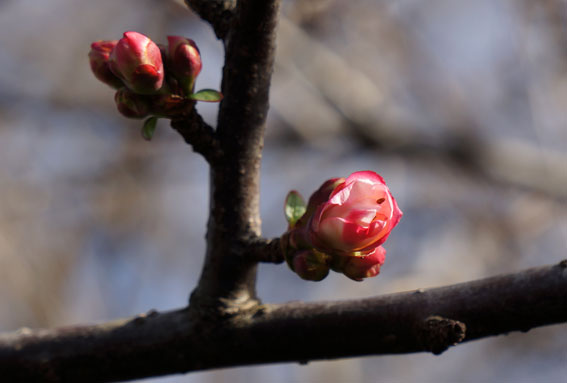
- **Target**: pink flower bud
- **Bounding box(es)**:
[109,31,164,94]
[89,40,124,89]
[341,246,386,281]
[114,89,150,119]
[167,36,202,93]
[310,171,402,255]
[295,178,345,228]
[291,250,330,281]
[306,178,344,209]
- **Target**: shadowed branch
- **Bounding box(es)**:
[1,260,565,382]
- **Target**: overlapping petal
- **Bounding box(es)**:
[310,170,402,256]
[109,31,164,94]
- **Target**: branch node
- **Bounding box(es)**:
[189,287,261,322]
[418,316,466,355]
[246,237,283,263]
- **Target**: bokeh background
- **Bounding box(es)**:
[1,0,566,382]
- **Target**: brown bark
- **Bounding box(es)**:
[1,1,566,382]
[187,0,282,313]
[0,261,565,382]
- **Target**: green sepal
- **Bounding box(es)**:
[141,116,158,141]
[284,191,307,228]
[188,89,223,102]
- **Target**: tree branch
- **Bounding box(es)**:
[170,110,222,165]
[188,0,282,310]
[246,237,283,263]
[1,260,565,382]
[184,0,237,40]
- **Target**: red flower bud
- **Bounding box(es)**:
[309,171,402,256]
[167,36,202,94]
[114,88,150,119]
[341,246,386,281]
[291,250,330,281]
[109,32,164,94]
[89,40,124,89]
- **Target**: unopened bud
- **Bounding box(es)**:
[296,178,344,228]
[167,36,202,94]
[114,88,150,119]
[309,171,402,256]
[341,246,386,281]
[89,40,123,89]
[109,31,164,94]
[291,250,330,281]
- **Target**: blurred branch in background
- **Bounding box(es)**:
[274,15,567,200]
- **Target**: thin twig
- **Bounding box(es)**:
[170,110,223,165]
[246,237,283,263]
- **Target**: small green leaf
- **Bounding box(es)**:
[141,116,158,141]
[284,191,306,227]
[189,89,223,102]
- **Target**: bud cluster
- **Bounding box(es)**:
[89,31,221,139]
[282,171,402,281]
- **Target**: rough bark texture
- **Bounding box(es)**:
[187,0,281,313]
[1,261,565,382]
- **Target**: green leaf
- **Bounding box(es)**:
[141,116,158,141]
[284,191,306,227]
[189,89,223,102]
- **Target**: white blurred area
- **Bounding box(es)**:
[0,0,566,382]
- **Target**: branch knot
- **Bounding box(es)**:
[417,316,466,355]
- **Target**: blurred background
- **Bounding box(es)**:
[0,0,566,382]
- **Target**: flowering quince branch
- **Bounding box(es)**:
[281,171,402,281]
[89,31,222,143]
[1,1,566,382]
